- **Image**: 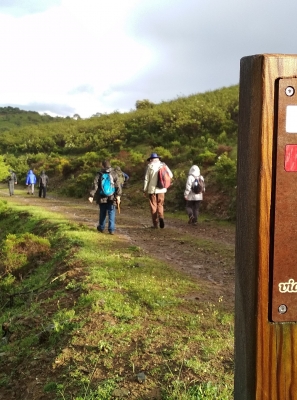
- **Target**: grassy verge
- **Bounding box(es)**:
[0,198,234,399]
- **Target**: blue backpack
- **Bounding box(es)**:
[100,172,115,196]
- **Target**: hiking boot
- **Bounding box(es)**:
[188,215,194,224]
[159,218,165,229]
[109,231,114,235]
[97,227,104,233]
[150,225,158,229]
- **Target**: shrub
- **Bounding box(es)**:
[213,153,236,191]
[63,172,94,198]
[216,145,233,156]
[154,146,173,160]
[129,150,145,166]
[0,233,51,279]
[197,150,217,166]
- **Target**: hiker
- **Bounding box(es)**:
[114,166,129,188]
[143,152,173,229]
[184,165,205,225]
[88,160,122,235]
[7,170,17,196]
[38,170,49,198]
[26,169,37,195]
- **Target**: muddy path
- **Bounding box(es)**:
[0,188,235,312]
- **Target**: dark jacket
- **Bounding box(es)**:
[7,171,17,183]
[90,167,122,205]
[39,172,49,187]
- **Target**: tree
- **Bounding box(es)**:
[135,99,155,110]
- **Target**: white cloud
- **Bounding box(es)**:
[0,0,297,118]
[0,0,154,117]
[0,0,61,16]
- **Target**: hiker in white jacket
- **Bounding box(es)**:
[143,152,173,229]
[184,165,205,225]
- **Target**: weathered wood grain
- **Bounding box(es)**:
[235,54,297,400]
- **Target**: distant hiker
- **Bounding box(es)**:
[26,170,37,195]
[38,170,49,198]
[143,152,173,229]
[114,166,129,188]
[7,170,17,196]
[88,160,122,235]
[184,165,205,225]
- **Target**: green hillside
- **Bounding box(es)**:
[0,106,63,132]
[0,85,239,219]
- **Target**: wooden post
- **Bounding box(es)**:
[235,54,297,400]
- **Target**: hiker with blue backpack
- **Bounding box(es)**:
[88,160,122,235]
[143,152,173,229]
[184,165,205,225]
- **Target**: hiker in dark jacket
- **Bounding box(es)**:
[25,170,37,195]
[7,170,17,196]
[89,160,122,235]
[38,170,49,198]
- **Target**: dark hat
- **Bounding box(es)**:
[147,152,161,162]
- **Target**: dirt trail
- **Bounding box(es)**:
[0,189,235,312]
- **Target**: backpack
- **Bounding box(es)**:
[191,176,204,194]
[99,172,115,196]
[116,172,125,187]
[40,175,47,186]
[156,163,171,189]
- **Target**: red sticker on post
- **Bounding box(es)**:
[285,144,297,171]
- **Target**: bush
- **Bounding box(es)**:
[213,153,236,191]
[154,146,173,160]
[0,233,51,279]
[197,150,217,166]
[62,172,94,198]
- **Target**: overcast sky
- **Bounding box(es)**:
[0,0,297,118]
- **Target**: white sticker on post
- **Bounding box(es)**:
[286,105,297,133]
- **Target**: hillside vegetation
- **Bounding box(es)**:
[0,85,239,219]
[0,106,63,132]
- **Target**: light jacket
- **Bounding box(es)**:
[184,165,205,201]
[143,159,173,194]
[26,170,37,185]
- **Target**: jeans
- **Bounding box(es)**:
[98,203,116,233]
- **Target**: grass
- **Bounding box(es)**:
[0,194,234,399]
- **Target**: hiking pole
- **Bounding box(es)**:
[116,196,121,214]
